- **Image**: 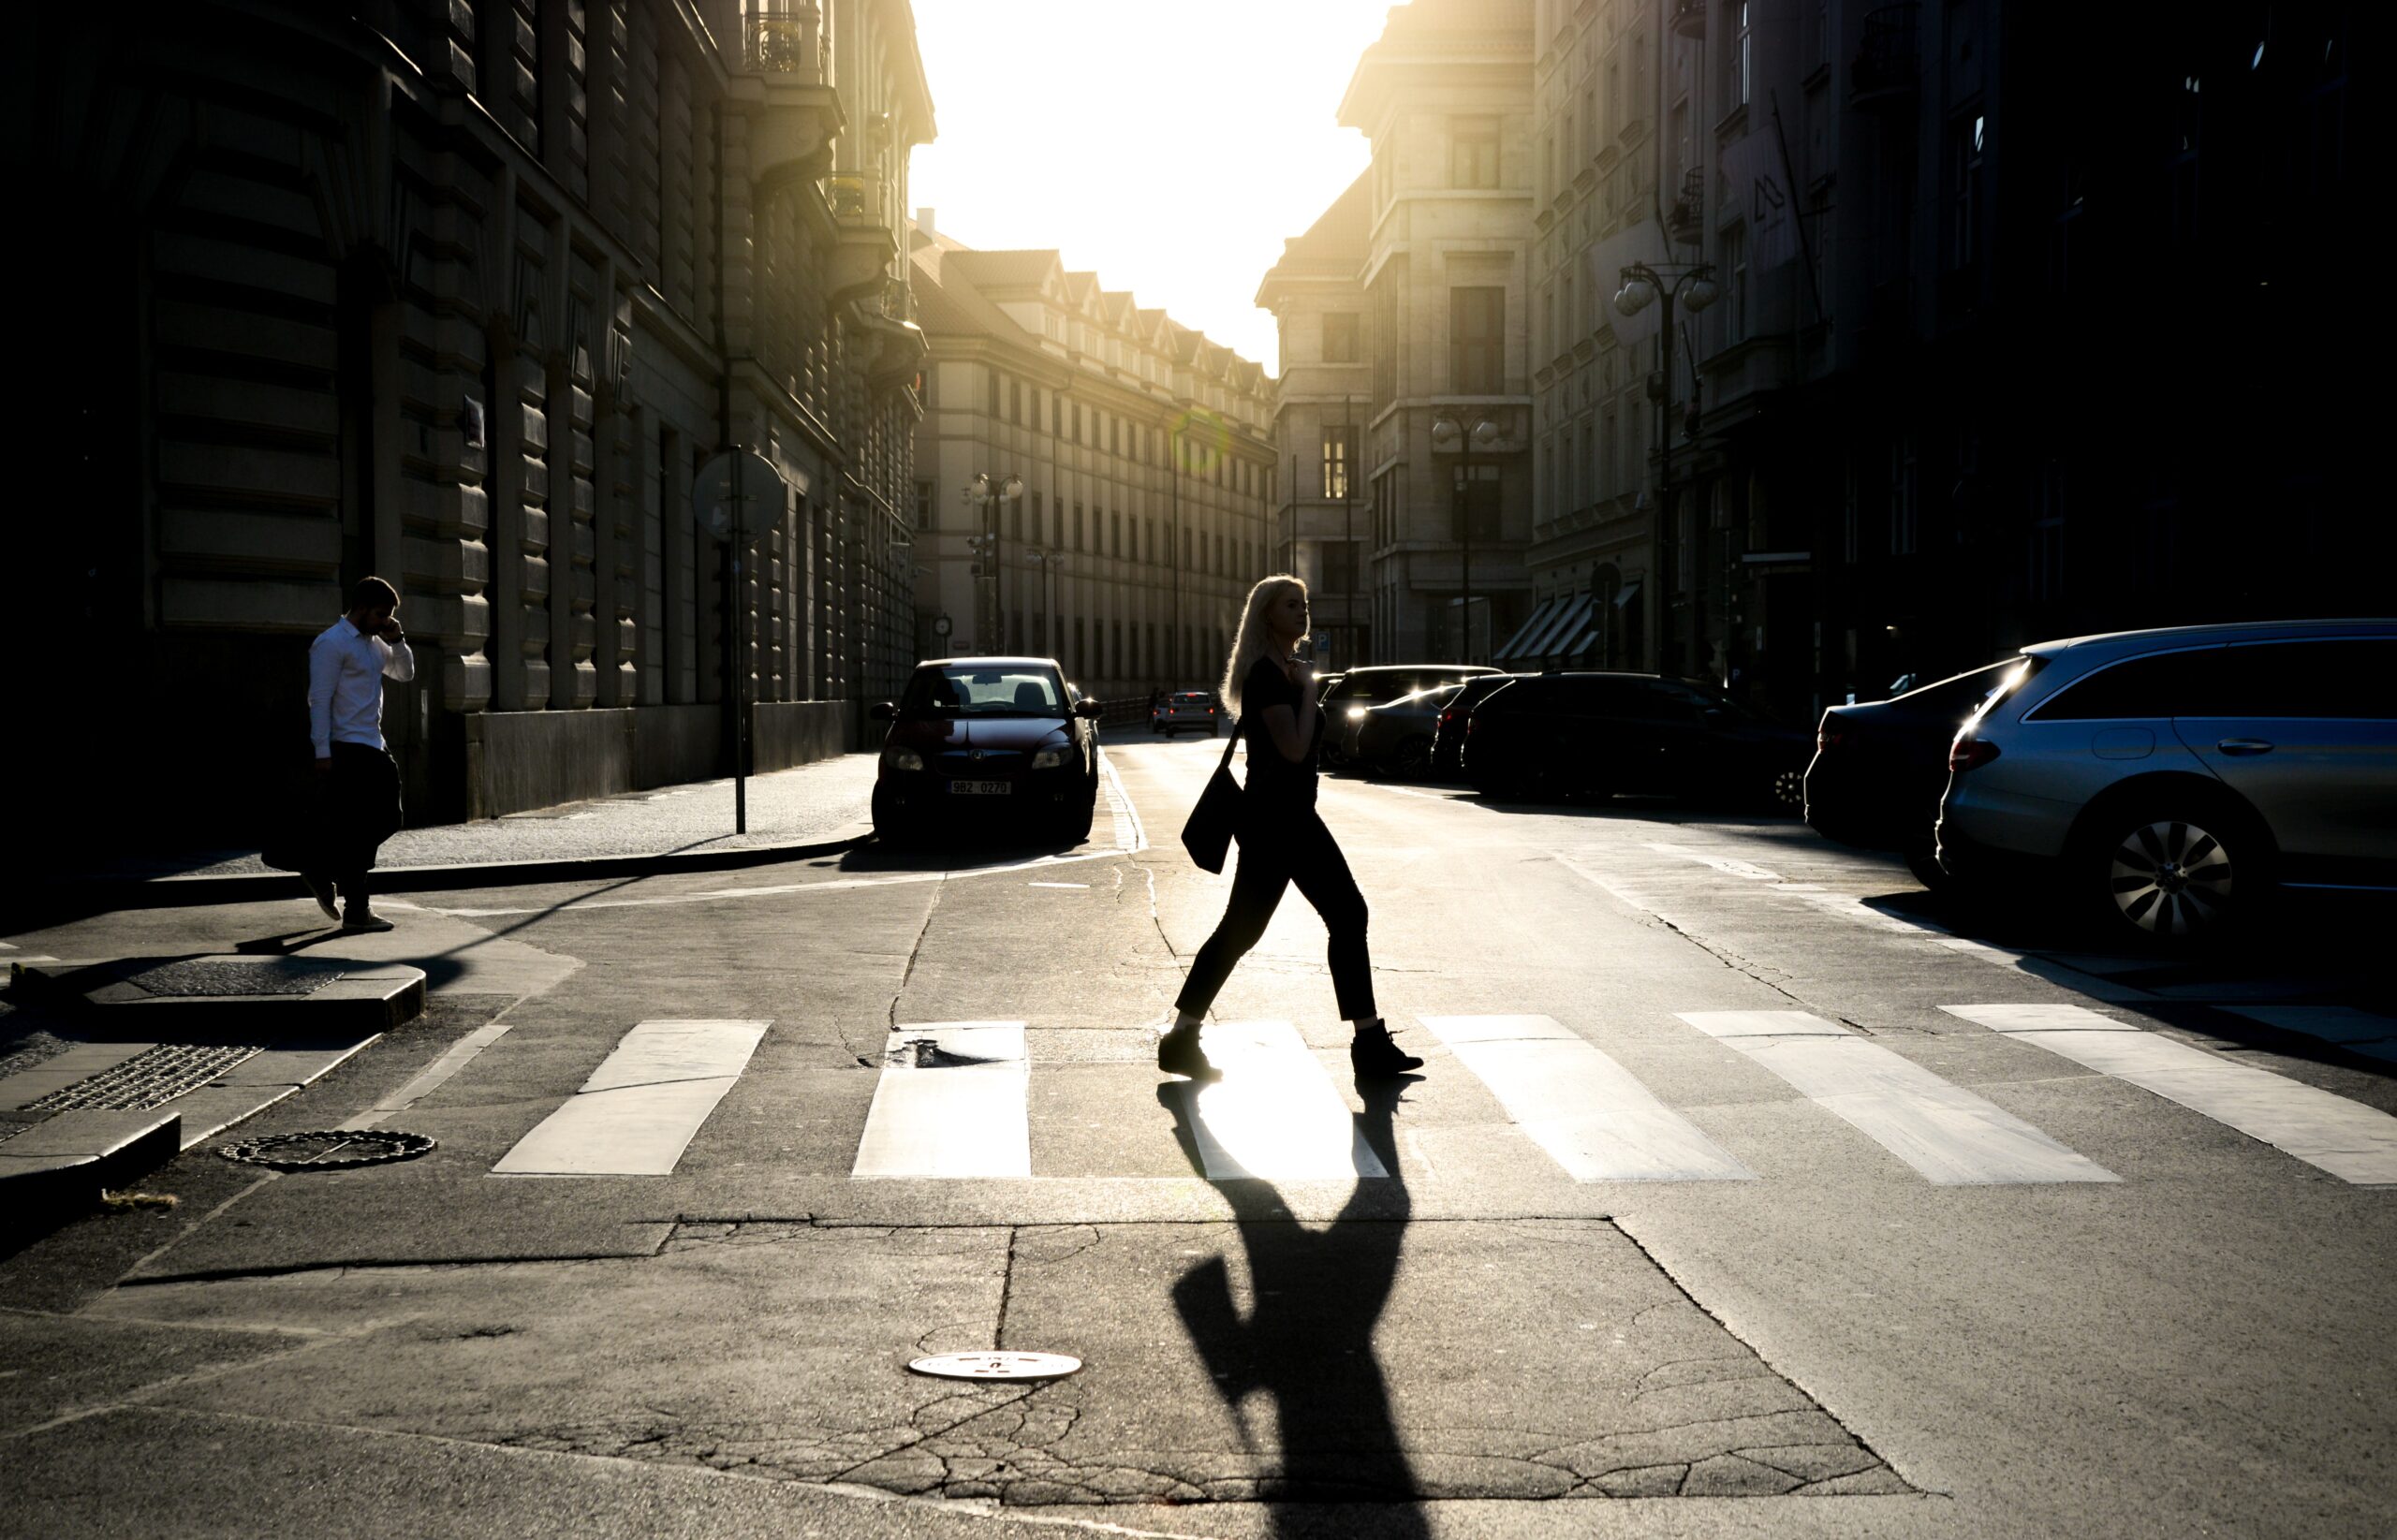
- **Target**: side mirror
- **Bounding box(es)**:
[1073,698,1103,720]
[870,701,896,722]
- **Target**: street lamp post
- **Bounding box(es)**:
[1429,411,1503,665]
[960,472,1022,653]
[1611,261,1717,679]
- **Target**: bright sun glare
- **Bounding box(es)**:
[905,0,1397,375]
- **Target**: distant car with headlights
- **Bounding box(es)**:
[1321,665,1500,770]
[871,657,1104,844]
[1151,689,1222,737]
[1936,619,2397,943]
[1349,682,1468,779]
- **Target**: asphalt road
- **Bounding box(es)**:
[5,725,2392,1539]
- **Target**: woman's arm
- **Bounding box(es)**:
[1257,660,1318,763]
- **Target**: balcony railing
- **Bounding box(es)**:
[1851,4,1920,110]
[826,174,868,220]
[1666,168,1706,243]
[740,2,828,83]
[1669,0,1707,40]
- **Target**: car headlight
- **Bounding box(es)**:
[1346,706,1368,720]
[1031,747,1066,770]
[883,746,924,772]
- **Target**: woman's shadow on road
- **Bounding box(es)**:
[1156,1072,1430,1535]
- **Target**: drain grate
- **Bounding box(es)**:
[25,1043,263,1112]
[118,960,346,997]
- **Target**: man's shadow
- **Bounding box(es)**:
[1157,1073,1430,1533]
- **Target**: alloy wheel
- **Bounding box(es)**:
[1770,766,1804,811]
[2108,818,2234,937]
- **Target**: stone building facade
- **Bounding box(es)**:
[4,0,932,866]
[1261,0,1539,669]
[907,219,1278,696]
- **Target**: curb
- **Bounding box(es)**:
[0,1109,183,1234]
[25,826,876,920]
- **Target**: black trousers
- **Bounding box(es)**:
[1175,804,1375,1021]
[309,743,403,907]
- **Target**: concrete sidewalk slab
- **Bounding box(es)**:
[13,956,425,1034]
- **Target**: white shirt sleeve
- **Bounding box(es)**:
[308,633,340,758]
[381,637,417,683]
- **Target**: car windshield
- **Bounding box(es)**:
[902,666,1067,716]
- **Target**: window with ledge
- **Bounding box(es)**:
[1322,425,1356,501]
[1322,311,1360,362]
[1728,2,1753,108]
[1450,286,1506,394]
[1452,116,1500,188]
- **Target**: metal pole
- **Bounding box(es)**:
[1169,431,1181,680]
[1658,286,1676,678]
[731,453,747,835]
[1461,445,1474,664]
[1343,394,1355,668]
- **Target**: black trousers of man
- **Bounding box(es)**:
[307,742,403,917]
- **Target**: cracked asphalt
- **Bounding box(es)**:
[4,726,2392,1538]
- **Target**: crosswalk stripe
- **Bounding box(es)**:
[493,1019,769,1177]
[1677,1010,2119,1185]
[1173,1020,1389,1181]
[2218,1005,2397,1063]
[852,1021,1031,1179]
[1941,1003,2397,1184]
[1419,1015,1753,1181]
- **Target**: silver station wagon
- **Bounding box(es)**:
[1936,620,2397,942]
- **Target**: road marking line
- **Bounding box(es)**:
[346,1019,516,1129]
[1645,842,1786,881]
[2218,1005,2397,1053]
[1678,1010,2119,1185]
[1173,1020,1388,1181]
[852,1021,1030,1179]
[1941,1003,2397,1184]
[493,1019,769,1177]
[1419,1015,1753,1181]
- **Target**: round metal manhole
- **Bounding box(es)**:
[907,1351,1082,1382]
[218,1129,436,1171]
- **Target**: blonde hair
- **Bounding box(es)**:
[1218,574,1308,714]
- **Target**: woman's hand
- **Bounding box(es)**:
[1283,655,1313,693]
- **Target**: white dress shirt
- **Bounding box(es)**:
[309,616,416,756]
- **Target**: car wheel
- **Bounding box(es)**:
[1901,828,1950,894]
[1767,764,1805,814]
[2088,805,2254,944]
[1387,735,1434,781]
[872,784,913,848]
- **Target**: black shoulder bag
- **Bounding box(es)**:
[1180,720,1244,873]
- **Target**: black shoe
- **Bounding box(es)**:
[1349,1020,1423,1078]
[341,911,396,934]
[301,873,340,923]
[1157,1025,1217,1081]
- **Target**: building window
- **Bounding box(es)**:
[1324,537,1358,595]
[2168,72,2200,246]
[1949,112,1986,270]
[914,478,935,533]
[1730,2,1753,108]
[1452,116,1500,188]
[1450,286,1506,393]
[1073,503,1085,550]
[1452,463,1501,544]
[1008,378,1021,424]
[1322,312,1360,362]
[1322,426,1356,500]
[2029,463,2066,602]
[1809,0,1830,68]
[1890,437,1919,556]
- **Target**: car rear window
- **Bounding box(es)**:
[1170,693,1211,704]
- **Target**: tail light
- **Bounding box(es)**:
[1816,720,1846,752]
[1948,733,1999,772]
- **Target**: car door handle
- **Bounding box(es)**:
[2216,738,2274,755]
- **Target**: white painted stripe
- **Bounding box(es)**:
[1645,843,1786,881]
[1942,1003,2397,1184]
[852,1021,1030,1179]
[1174,1020,1388,1181]
[493,1019,769,1177]
[1679,1010,2118,1185]
[346,1019,516,1129]
[1420,1015,1752,1181]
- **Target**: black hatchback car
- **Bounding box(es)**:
[1463,672,1812,809]
[870,657,1103,844]
[1804,661,2019,887]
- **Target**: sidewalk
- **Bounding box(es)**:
[51,755,883,898]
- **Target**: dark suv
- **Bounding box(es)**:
[1463,672,1812,809]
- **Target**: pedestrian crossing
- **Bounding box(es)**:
[473,1004,2397,1190]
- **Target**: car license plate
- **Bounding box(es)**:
[949,780,1011,796]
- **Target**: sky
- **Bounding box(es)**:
[904,0,1397,376]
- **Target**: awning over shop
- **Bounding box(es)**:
[1492,595,1563,663]
[1529,594,1594,659]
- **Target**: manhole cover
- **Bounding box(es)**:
[26,1043,263,1112]
[121,960,347,998]
[907,1352,1082,1382]
[218,1128,435,1170]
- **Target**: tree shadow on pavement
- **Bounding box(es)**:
[1157,1075,1431,1535]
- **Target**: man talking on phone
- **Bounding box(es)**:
[299,576,414,932]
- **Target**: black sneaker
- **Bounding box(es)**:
[341,912,396,934]
[1349,1020,1423,1078]
[1157,1025,1218,1081]
[301,873,340,923]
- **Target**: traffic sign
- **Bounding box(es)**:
[695,447,787,546]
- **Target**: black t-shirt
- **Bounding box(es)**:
[1242,657,1321,811]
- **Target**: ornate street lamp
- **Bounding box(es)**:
[961,472,1023,652]
[1429,411,1504,664]
[1613,261,1717,676]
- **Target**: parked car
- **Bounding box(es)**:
[871,656,1104,844]
[1320,664,1501,770]
[1430,672,1533,779]
[1937,619,2397,943]
[1350,682,1468,780]
[1152,689,1222,737]
[1463,671,1812,809]
[1806,660,2022,887]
